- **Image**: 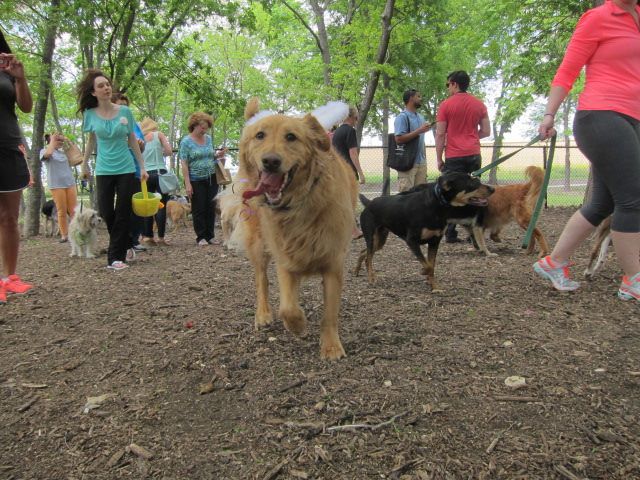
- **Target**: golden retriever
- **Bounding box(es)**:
[479,165,550,257]
[166,199,191,233]
[223,98,357,360]
[68,208,101,258]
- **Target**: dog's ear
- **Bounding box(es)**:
[439,176,451,191]
[244,97,260,121]
[302,114,331,152]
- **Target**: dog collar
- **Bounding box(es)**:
[433,182,449,206]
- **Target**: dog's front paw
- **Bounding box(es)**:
[485,252,498,257]
[86,254,96,259]
[281,307,307,337]
[320,339,346,360]
[254,309,273,328]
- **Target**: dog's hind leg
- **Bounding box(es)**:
[354,248,367,276]
[365,228,388,284]
[424,237,444,292]
[472,225,497,257]
[585,231,611,280]
[277,267,307,337]
[319,269,346,360]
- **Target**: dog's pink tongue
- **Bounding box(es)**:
[242,172,284,201]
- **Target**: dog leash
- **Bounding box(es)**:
[471,135,542,177]
[522,134,557,249]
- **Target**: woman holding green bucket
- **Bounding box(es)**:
[78,69,148,271]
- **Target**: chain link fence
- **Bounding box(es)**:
[357,144,589,207]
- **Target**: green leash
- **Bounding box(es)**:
[471,135,542,177]
[522,134,556,249]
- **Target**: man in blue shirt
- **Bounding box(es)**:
[393,89,432,192]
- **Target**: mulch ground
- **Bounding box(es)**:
[1,206,639,480]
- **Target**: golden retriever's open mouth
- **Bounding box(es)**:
[242,167,296,206]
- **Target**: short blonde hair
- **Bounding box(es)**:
[140,117,158,135]
[187,112,214,132]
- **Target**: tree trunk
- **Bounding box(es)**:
[23,0,60,237]
[308,0,332,88]
[488,123,504,184]
[356,0,395,140]
[382,72,390,194]
[49,88,62,132]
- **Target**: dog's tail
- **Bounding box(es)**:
[524,165,545,211]
[359,193,371,207]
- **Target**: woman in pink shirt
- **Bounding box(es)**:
[534,0,640,301]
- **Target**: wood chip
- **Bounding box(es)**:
[17,396,39,413]
[127,443,154,460]
[199,382,215,395]
[21,383,48,389]
[106,449,126,468]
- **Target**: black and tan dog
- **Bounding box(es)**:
[354,172,494,291]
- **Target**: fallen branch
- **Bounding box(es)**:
[327,411,409,432]
[278,379,306,393]
[17,396,39,413]
[486,421,517,454]
[493,395,539,402]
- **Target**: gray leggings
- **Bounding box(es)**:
[574,110,640,233]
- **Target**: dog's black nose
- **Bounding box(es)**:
[262,155,282,172]
[487,185,495,194]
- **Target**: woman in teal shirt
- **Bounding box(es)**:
[179,111,225,246]
[78,69,148,270]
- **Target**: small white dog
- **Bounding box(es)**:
[69,208,101,258]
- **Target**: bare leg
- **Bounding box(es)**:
[0,191,22,277]
[610,231,640,277]
[550,210,595,263]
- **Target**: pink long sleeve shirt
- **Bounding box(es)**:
[552,0,640,120]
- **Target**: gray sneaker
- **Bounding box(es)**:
[533,256,580,291]
[618,272,640,301]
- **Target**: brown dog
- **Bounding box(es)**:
[479,165,550,257]
[224,98,357,360]
[166,199,191,233]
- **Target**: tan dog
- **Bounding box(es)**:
[166,199,191,233]
[224,98,357,360]
[68,208,101,258]
[584,216,612,280]
[479,165,550,257]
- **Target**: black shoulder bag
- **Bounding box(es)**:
[387,113,419,172]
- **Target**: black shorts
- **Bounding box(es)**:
[0,146,29,192]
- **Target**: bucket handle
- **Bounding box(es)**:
[141,180,148,199]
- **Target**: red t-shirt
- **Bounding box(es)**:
[436,93,488,158]
[552,0,640,120]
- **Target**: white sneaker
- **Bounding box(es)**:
[126,248,136,262]
[107,261,129,271]
[197,239,209,246]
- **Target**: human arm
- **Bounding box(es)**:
[395,123,430,144]
[538,86,570,140]
[478,115,491,139]
[81,133,96,179]
[435,121,447,171]
[349,147,365,184]
[1,54,33,113]
[180,159,192,197]
[128,132,148,182]
[158,132,173,156]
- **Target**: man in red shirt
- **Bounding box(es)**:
[435,70,491,243]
